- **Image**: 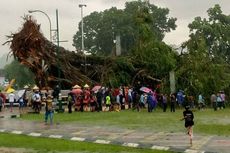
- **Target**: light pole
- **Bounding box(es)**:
[79,4,87,73]
[28,10,52,42]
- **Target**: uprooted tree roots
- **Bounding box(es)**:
[5,16,161,89]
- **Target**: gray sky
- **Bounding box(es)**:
[0,0,229,57]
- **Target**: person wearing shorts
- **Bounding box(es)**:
[181,105,194,145]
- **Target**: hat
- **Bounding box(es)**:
[84,84,89,88]
[32,85,39,90]
[72,85,81,89]
[24,85,29,89]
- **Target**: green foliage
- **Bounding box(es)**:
[4,60,35,88]
[177,5,230,99]
[187,4,230,61]
[73,0,176,56]
[101,57,134,87]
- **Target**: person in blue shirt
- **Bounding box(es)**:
[147,92,157,112]
[177,90,184,108]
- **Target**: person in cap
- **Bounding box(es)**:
[45,95,54,125]
[181,105,194,146]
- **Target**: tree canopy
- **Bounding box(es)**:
[177,4,230,98]
[4,60,35,88]
[73,0,176,55]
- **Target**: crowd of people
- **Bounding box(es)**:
[0,84,227,144]
[0,85,228,116]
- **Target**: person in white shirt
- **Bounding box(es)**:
[8,92,15,112]
[32,91,41,113]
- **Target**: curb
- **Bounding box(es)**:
[0,129,212,153]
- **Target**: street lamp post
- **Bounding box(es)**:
[28,10,52,42]
[79,4,87,73]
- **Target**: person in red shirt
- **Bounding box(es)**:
[0,90,6,109]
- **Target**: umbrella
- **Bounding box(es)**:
[71,88,82,95]
[91,85,102,92]
[6,88,15,93]
[17,89,26,98]
[140,87,152,93]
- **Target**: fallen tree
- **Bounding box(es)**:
[5,16,161,89]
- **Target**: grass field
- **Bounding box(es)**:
[21,107,230,136]
[0,133,173,153]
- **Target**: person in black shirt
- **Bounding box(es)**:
[181,105,194,145]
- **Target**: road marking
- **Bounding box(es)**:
[123,143,139,147]
[28,132,41,137]
[95,139,111,144]
[70,137,85,141]
[151,145,169,150]
[11,130,22,134]
[49,135,63,139]
[184,149,204,153]
[191,136,212,150]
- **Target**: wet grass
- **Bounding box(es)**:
[0,133,172,153]
[21,107,230,136]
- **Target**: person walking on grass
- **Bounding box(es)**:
[162,94,167,112]
[181,105,194,146]
[0,90,6,110]
[18,97,24,114]
[8,91,15,112]
[45,95,54,125]
[210,92,217,111]
[170,93,176,112]
[105,94,111,111]
[67,92,74,113]
[0,96,3,112]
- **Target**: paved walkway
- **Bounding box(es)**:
[0,108,229,153]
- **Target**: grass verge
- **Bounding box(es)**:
[0,133,172,153]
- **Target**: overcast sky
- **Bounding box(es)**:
[0,0,229,57]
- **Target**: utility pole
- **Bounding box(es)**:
[56,9,60,84]
[79,4,87,73]
[55,9,63,113]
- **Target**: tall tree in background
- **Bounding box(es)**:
[73,0,176,56]
[4,60,35,88]
[187,4,230,61]
[177,4,230,98]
